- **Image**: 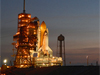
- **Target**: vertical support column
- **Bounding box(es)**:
[57,40,58,57]
[60,41,62,57]
[64,40,66,66]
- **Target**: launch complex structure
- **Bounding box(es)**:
[12,0,63,68]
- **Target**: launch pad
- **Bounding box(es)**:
[12,0,63,68]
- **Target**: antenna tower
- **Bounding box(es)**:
[23,0,25,13]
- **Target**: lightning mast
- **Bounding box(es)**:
[23,0,25,13]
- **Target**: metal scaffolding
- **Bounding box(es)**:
[12,0,63,68]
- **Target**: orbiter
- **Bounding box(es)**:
[32,21,63,67]
[37,21,53,58]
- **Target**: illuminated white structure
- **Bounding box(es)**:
[32,21,63,67]
[37,21,53,57]
[3,59,7,65]
[29,21,63,67]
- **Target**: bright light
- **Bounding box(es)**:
[51,63,53,66]
[43,63,45,65]
[22,15,24,17]
[7,66,10,68]
[19,16,21,18]
[16,32,20,35]
[3,59,7,63]
[26,20,28,22]
[86,56,88,59]
[21,65,24,67]
[34,32,36,34]
[28,15,31,18]
[53,57,55,59]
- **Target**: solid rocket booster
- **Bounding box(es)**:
[42,30,48,52]
[37,27,41,50]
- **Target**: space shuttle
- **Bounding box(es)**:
[37,21,53,57]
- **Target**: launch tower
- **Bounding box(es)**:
[13,0,63,68]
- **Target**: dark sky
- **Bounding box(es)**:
[1,0,99,66]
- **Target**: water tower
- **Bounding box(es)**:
[57,34,66,66]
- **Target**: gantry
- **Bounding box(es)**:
[12,0,63,68]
